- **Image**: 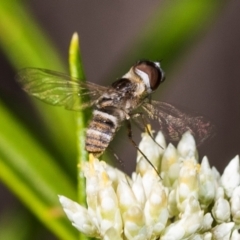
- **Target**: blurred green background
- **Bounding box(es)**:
[1,1,240,239]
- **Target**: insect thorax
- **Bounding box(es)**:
[96,81,148,114]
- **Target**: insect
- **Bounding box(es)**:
[17,60,215,158]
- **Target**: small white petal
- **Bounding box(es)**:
[201,213,213,231]
[117,180,137,213]
[155,131,167,149]
[212,196,231,223]
[59,196,98,236]
[144,183,168,234]
[211,166,221,186]
[124,206,149,240]
[136,157,151,176]
[163,197,203,239]
[161,222,185,240]
[137,131,162,171]
[187,232,213,240]
[103,227,122,240]
[168,189,179,217]
[141,170,160,197]
[176,159,199,211]
[231,229,240,240]
[215,187,225,200]
[180,197,204,235]
[189,234,203,240]
[202,232,212,240]
[199,156,216,209]
[212,222,234,239]
[161,143,178,168]
[161,143,180,186]
[177,131,198,160]
[221,155,240,198]
[131,174,146,206]
[230,186,240,224]
[105,164,128,190]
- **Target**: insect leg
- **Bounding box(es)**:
[107,147,125,171]
[125,120,160,177]
[131,112,164,149]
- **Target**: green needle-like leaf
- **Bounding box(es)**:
[0,0,77,174]
[0,208,30,240]
[107,0,225,81]
[0,101,78,239]
[69,32,91,240]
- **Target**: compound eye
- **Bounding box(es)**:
[135,60,165,91]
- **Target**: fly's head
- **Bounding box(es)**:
[120,60,165,99]
[133,60,165,93]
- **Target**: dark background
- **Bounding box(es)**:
[0,1,240,239]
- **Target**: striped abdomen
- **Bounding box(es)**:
[85,109,122,156]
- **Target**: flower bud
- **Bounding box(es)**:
[212,222,234,239]
[199,157,216,209]
[59,195,98,237]
[144,182,168,235]
[176,159,199,211]
[221,155,240,198]
[212,192,230,223]
[177,131,198,160]
[161,143,180,187]
[230,186,240,224]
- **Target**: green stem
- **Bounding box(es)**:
[69,33,90,240]
[0,160,77,240]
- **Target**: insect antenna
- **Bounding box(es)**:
[126,120,161,178]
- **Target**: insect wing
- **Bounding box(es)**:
[141,100,215,146]
[16,68,107,111]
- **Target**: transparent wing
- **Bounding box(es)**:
[16,68,108,111]
[140,100,216,146]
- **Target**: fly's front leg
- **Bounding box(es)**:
[130,112,164,150]
[125,120,160,177]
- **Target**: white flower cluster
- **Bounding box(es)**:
[59,131,240,240]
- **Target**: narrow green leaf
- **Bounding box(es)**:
[0,161,78,240]
[0,101,78,239]
[135,0,224,69]
[69,33,86,81]
[108,0,225,80]
[0,208,31,240]
[0,0,77,173]
[69,33,91,240]
[0,204,71,240]
[0,0,63,69]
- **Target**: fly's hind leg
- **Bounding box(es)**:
[125,119,160,177]
[107,147,125,172]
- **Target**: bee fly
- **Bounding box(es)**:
[17,60,215,163]
[85,60,165,157]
